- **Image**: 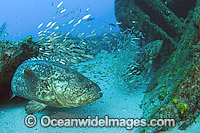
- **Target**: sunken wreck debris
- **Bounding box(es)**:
[115,0,200,132]
[115,0,196,42]
[115,0,197,64]
[0,36,39,102]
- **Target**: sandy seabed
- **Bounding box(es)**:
[0,52,199,133]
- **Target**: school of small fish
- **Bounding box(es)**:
[35,1,154,90]
[36,1,110,64]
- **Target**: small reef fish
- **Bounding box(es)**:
[86,33,96,38]
[54,26,59,30]
[60,9,66,14]
[71,27,75,32]
[109,23,116,27]
[11,59,103,114]
[38,34,46,37]
[116,22,122,25]
[103,33,108,36]
[91,29,96,34]
[88,24,92,27]
[52,36,61,40]
[97,25,106,30]
[68,19,75,24]
[63,39,67,42]
[46,22,52,27]
[39,37,44,40]
[49,31,55,36]
[73,19,82,27]
[86,7,90,12]
[82,14,92,20]
[57,1,63,8]
[87,17,95,21]
[132,21,138,24]
[37,23,43,29]
[44,27,50,33]
[133,37,140,40]
[82,54,94,59]
[55,10,59,15]
[78,32,84,38]
[38,30,43,35]
[82,42,86,45]
[112,33,117,36]
[65,32,70,36]
[49,22,57,29]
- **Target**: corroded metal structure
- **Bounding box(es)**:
[115,0,197,63]
[0,37,39,102]
[115,0,200,132]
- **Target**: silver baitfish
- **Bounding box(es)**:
[11,59,103,114]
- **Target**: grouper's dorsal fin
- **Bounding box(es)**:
[24,68,51,101]
[25,100,47,114]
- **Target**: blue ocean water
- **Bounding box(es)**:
[1,0,200,133]
[0,0,119,41]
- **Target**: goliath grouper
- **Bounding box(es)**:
[11,59,103,114]
[124,40,163,82]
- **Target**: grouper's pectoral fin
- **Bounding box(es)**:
[9,94,15,101]
[25,100,47,114]
[24,68,51,101]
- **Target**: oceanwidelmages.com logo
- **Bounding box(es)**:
[24,115,176,130]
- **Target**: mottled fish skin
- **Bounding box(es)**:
[126,40,163,76]
[11,59,103,112]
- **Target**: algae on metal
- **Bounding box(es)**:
[115,0,200,132]
[0,36,39,102]
[139,1,200,132]
[115,0,197,64]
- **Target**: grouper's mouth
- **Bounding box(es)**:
[76,91,103,106]
[92,91,103,101]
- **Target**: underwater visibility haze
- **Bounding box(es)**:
[0,0,118,41]
[0,0,200,133]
